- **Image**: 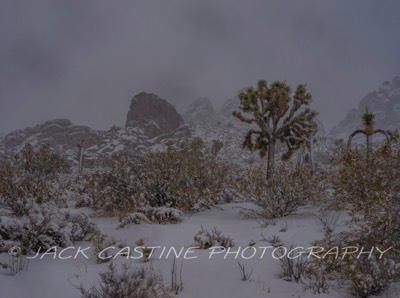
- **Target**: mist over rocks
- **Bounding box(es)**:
[218,97,240,127]
[0,92,190,165]
[330,77,400,139]
[2,77,400,166]
[183,97,216,125]
[125,92,184,138]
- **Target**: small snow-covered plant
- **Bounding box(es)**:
[235,161,327,219]
[0,253,25,276]
[135,239,152,262]
[91,231,122,264]
[67,213,99,242]
[0,144,69,216]
[266,234,283,248]
[118,208,183,227]
[194,226,234,249]
[302,266,330,294]
[79,263,171,298]
[119,212,153,227]
[136,207,184,224]
[238,262,253,281]
[276,245,310,283]
[170,256,184,294]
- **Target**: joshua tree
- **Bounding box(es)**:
[347,107,394,160]
[77,139,86,174]
[233,80,318,179]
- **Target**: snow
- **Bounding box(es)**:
[0,203,350,298]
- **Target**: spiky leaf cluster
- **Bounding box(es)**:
[233,80,318,161]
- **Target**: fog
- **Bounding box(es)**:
[1,0,400,134]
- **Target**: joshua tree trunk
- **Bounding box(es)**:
[306,140,314,172]
[267,139,276,179]
[79,146,84,173]
[366,134,371,162]
[77,139,86,174]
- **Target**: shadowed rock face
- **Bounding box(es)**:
[125,92,184,138]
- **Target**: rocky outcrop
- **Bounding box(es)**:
[183,98,216,124]
[330,77,400,139]
[315,119,326,136]
[218,97,240,126]
[0,93,190,164]
[3,119,98,153]
[125,92,184,138]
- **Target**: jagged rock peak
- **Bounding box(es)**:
[183,97,216,124]
[125,92,183,138]
[330,76,400,138]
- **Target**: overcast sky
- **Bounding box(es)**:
[1,0,399,135]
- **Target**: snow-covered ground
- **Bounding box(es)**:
[0,203,352,298]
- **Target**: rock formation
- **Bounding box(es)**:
[125,92,183,138]
[330,77,400,139]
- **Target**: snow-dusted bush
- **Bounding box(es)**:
[136,207,184,224]
[91,232,126,264]
[0,144,70,216]
[194,226,234,249]
[82,139,232,215]
[119,207,184,227]
[311,145,400,297]
[119,212,153,227]
[132,139,233,212]
[276,245,311,283]
[67,213,99,242]
[0,201,98,255]
[236,161,327,219]
[275,244,331,293]
[79,263,171,298]
[312,228,399,298]
[81,153,139,215]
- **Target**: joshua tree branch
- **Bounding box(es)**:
[373,129,392,144]
[347,129,367,148]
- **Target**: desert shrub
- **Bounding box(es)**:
[194,226,234,249]
[82,139,233,215]
[312,145,400,297]
[0,201,98,255]
[67,213,99,242]
[80,154,139,215]
[236,161,328,219]
[132,139,233,212]
[312,228,399,298]
[79,263,171,298]
[0,144,70,216]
